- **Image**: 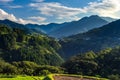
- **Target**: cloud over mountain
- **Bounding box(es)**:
[29,2,84,19]
[85,0,120,18]
[0,8,46,24]
[0,0,120,24]
[30,0,120,21]
[0,9,17,21]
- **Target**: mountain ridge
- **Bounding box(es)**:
[0,15,116,39]
[60,19,120,59]
[48,15,110,38]
[0,19,44,34]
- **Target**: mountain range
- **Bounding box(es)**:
[26,15,116,38]
[0,19,44,34]
[0,15,119,60]
[60,19,120,59]
[48,15,112,38]
[0,15,116,39]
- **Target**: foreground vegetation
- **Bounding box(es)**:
[63,47,120,79]
[0,74,108,80]
[0,60,109,80]
[0,60,63,76]
[0,75,42,80]
[1,24,120,80]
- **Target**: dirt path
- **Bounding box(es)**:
[54,75,96,80]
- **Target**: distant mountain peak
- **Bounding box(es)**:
[90,15,99,17]
[60,19,120,59]
[88,15,103,19]
[49,15,109,38]
[79,15,100,21]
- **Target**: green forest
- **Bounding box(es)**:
[0,23,120,80]
[63,47,120,79]
[0,24,63,66]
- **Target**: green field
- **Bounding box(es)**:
[0,74,108,80]
[0,76,42,80]
[0,74,54,80]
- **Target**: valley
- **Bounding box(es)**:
[0,15,119,80]
[0,0,120,79]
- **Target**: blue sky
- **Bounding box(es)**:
[0,0,120,24]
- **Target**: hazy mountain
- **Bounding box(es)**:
[60,19,120,59]
[49,15,109,38]
[0,19,44,34]
[101,17,116,22]
[0,15,116,39]
[26,22,68,33]
[0,19,26,29]
[25,15,116,39]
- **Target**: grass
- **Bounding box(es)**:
[0,75,42,80]
[0,74,109,80]
[0,74,17,78]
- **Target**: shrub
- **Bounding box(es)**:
[44,76,52,80]
[33,65,63,76]
[108,74,120,80]
[40,70,51,76]
[0,61,17,75]
[0,74,17,78]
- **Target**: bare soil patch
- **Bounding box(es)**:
[54,75,96,80]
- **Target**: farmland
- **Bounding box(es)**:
[0,74,108,80]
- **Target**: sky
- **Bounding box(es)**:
[0,0,120,24]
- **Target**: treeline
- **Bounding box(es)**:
[62,47,120,79]
[0,60,63,76]
[0,24,63,66]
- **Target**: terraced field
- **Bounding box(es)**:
[54,75,94,80]
[0,74,108,80]
[53,75,108,80]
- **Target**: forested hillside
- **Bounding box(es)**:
[62,47,120,78]
[60,19,120,59]
[0,24,63,66]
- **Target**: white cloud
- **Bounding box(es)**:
[18,18,42,24]
[0,8,46,24]
[29,16,46,21]
[84,0,120,18]
[18,18,48,24]
[29,2,85,19]
[0,0,13,3]
[29,0,120,21]
[0,9,17,21]
[1,0,120,25]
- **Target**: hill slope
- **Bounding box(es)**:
[0,24,63,66]
[60,19,120,59]
[26,23,68,34]
[0,19,44,34]
[63,47,120,78]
